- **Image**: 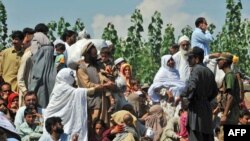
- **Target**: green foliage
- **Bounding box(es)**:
[102,22,118,45]
[180,25,193,39]
[47,17,85,41]
[162,24,175,56]
[0,1,8,51]
[147,11,163,65]
[124,9,144,79]
[211,0,250,75]
[72,18,85,32]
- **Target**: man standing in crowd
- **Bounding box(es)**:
[61,30,77,63]
[217,53,240,125]
[77,41,113,122]
[181,47,218,141]
[0,31,24,92]
[191,17,213,56]
[17,27,35,106]
[173,35,191,82]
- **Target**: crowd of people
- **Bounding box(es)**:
[0,17,250,141]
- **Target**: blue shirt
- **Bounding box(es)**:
[191,28,213,56]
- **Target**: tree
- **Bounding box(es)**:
[147,11,163,66]
[162,23,175,56]
[0,1,8,51]
[211,0,250,75]
[125,9,144,78]
[102,22,118,45]
[47,17,85,41]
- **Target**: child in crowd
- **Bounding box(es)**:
[7,93,19,122]
[18,107,43,141]
[55,43,66,72]
[113,113,138,141]
[99,47,116,113]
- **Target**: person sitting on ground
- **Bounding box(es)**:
[238,109,250,125]
[15,91,44,130]
[18,107,43,140]
[39,117,70,141]
[113,113,139,141]
[7,93,19,122]
[0,82,13,103]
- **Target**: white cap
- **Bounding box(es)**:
[178,35,190,45]
[114,57,125,66]
[106,40,113,46]
[53,39,65,46]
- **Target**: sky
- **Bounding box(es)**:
[2,0,250,40]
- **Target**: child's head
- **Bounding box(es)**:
[239,109,250,125]
[100,47,111,63]
[123,113,133,127]
[24,107,36,126]
[55,43,66,55]
[93,119,106,136]
[130,79,140,91]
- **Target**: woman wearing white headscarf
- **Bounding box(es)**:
[148,55,185,103]
[45,68,94,141]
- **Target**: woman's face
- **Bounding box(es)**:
[95,123,104,136]
[12,97,19,108]
[167,58,175,68]
[124,66,131,77]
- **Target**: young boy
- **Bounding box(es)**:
[99,47,116,113]
[18,107,43,141]
[55,43,66,72]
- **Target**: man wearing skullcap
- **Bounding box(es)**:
[173,35,191,82]
[191,17,213,56]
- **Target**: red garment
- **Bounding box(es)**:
[7,93,18,109]
[178,111,189,139]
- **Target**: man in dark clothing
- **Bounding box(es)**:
[181,47,218,141]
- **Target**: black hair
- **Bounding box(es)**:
[0,82,12,91]
[61,30,77,42]
[239,109,250,118]
[23,27,35,35]
[93,119,107,130]
[24,91,37,99]
[55,43,66,51]
[195,17,206,27]
[171,43,179,49]
[100,47,111,56]
[45,117,62,134]
[24,107,34,117]
[35,23,49,34]
[11,31,24,40]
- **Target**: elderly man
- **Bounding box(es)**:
[173,35,191,82]
[181,47,218,141]
[191,17,213,56]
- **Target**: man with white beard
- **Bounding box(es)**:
[173,35,191,83]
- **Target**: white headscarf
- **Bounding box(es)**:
[153,55,180,83]
[45,68,88,141]
[30,32,50,55]
[149,55,186,102]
